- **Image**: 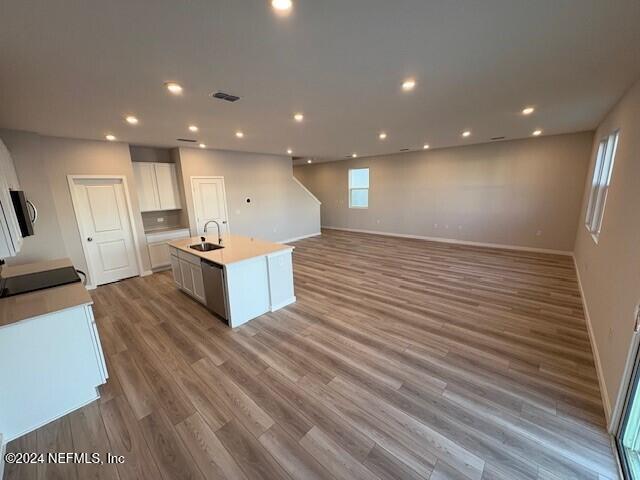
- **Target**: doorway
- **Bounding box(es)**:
[190,176,230,236]
[68,176,142,287]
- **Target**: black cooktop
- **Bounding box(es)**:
[0,266,81,298]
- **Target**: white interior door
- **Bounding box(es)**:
[73,178,139,286]
[191,177,229,235]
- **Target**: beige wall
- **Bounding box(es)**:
[41,136,152,279]
[0,129,66,263]
[295,132,593,252]
[177,147,320,242]
[574,79,640,419]
[0,130,152,282]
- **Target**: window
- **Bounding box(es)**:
[585,130,619,241]
[349,168,369,208]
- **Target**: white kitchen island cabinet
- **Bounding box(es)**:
[168,234,295,328]
[0,260,107,444]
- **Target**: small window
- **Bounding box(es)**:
[349,168,369,208]
[585,130,619,241]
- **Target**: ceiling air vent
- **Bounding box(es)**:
[211,91,240,102]
[177,138,197,143]
[490,136,506,141]
[400,148,410,152]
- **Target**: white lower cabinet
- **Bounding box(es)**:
[170,254,181,286]
[175,250,205,304]
[146,228,190,270]
[0,304,107,442]
[192,264,206,302]
[179,258,195,295]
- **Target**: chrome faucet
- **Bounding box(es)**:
[203,220,227,245]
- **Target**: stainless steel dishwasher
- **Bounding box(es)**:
[201,259,229,323]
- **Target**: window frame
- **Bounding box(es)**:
[585,130,619,243]
[348,167,369,209]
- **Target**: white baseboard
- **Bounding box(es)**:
[279,232,322,244]
[271,296,296,311]
[322,226,573,256]
[573,255,612,426]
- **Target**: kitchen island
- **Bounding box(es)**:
[168,234,295,327]
[0,259,107,444]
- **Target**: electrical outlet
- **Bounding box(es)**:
[157,217,164,223]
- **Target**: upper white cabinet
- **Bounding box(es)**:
[133,162,159,212]
[0,139,23,258]
[155,163,181,210]
[132,162,181,212]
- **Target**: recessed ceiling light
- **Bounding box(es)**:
[352,153,358,158]
[199,143,206,148]
[125,115,139,125]
[307,159,312,164]
[423,144,430,149]
[189,125,199,132]
[522,106,535,115]
[379,132,387,140]
[287,148,293,155]
[105,134,116,141]
[401,78,416,91]
[294,113,304,122]
[165,82,183,95]
[462,130,471,137]
[272,0,293,12]
[532,129,542,136]
[236,131,244,138]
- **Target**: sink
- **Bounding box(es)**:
[190,242,224,252]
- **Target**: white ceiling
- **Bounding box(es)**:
[1,0,639,164]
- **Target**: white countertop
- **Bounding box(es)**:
[144,226,190,235]
[168,234,293,266]
[0,258,93,328]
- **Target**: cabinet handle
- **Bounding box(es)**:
[87,237,93,242]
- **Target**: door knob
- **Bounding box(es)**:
[87,237,93,242]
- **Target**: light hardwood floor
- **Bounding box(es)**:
[4,229,618,479]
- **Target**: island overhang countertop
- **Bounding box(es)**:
[168,234,294,266]
[0,258,93,328]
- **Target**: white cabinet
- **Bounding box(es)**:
[0,139,23,258]
[155,163,181,210]
[176,250,206,304]
[179,258,195,294]
[133,162,159,212]
[146,228,190,269]
[149,242,170,268]
[170,253,181,286]
[193,264,206,302]
[0,304,107,442]
[132,162,181,212]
